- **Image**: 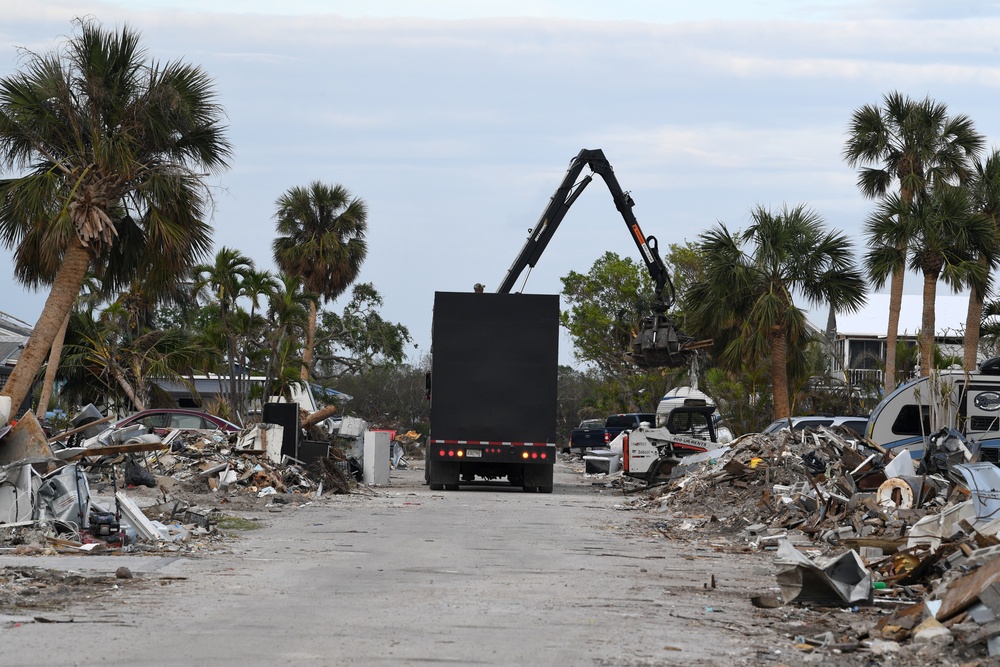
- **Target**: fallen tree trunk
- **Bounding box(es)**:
[301,405,338,429]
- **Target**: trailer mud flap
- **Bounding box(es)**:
[523,463,553,494]
[428,460,460,490]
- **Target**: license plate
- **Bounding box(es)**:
[465,449,482,458]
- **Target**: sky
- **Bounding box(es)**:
[1,1,1000,366]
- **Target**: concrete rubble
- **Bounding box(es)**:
[0,405,405,557]
[586,423,1000,662]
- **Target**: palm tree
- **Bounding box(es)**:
[0,19,230,416]
[866,185,997,376]
[963,150,1000,370]
[262,274,312,402]
[273,182,368,381]
[238,268,279,407]
[843,91,983,392]
[192,248,253,413]
[62,301,206,411]
[686,205,867,420]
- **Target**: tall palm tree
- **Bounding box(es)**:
[273,182,368,381]
[843,91,983,391]
[0,19,230,415]
[866,185,996,376]
[686,205,867,420]
[963,149,1000,370]
[192,248,253,413]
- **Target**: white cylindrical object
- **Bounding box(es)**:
[0,396,10,425]
[877,477,915,510]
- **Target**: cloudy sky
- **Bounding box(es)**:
[1,1,998,365]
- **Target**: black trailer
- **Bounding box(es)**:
[425,291,558,493]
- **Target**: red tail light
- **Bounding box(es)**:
[604,432,610,444]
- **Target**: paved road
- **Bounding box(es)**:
[1,460,773,666]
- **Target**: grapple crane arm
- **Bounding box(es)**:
[495,148,704,367]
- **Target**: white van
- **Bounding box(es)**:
[866,360,1000,460]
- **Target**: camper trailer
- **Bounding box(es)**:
[866,359,1000,461]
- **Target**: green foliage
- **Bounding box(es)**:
[60,301,207,411]
[273,182,368,303]
[313,283,412,379]
[702,366,773,436]
[845,91,984,390]
[685,204,867,419]
[560,252,674,412]
[664,241,706,329]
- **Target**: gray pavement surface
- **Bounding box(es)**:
[0,460,776,666]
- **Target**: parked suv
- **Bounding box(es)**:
[763,416,868,437]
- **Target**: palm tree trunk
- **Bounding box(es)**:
[882,267,906,394]
[301,299,317,381]
[964,257,988,371]
[883,266,905,393]
[920,270,939,376]
[110,364,145,411]
[35,311,71,420]
[770,329,790,420]
[1,240,91,419]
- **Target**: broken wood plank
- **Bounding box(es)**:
[938,553,1000,621]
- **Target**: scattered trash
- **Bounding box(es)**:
[617,421,1000,661]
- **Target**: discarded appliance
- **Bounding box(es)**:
[0,460,38,526]
[35,464,91,532]
[363,430,390,485]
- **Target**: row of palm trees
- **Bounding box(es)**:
[677,92,1000,422]
[844,92,1000,390]
[1,21,996,427]
[0,21,374,421]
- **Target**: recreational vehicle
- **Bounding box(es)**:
[866,359,1000,460]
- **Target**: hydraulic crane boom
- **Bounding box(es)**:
[497,149,705,368]
[498,149,673,308]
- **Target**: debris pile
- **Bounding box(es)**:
[634,425,1000,660]
[0,406,376,555]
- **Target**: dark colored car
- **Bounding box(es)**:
[114,408,242,433]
